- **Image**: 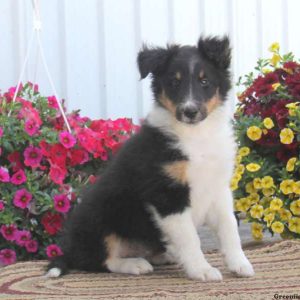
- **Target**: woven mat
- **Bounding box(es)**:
[0,240,299,300]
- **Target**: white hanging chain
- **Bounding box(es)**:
[10,0,72,133]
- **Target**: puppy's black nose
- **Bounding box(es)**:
[183,106,198,119]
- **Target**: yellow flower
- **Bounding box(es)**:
[261,176,274,189]
[280,179,294,195]
[236,164,245,175]
[268,42,280,52]
[286,102,299,109]
[270,198,283,211]
[264,213,275,227]
[263,117,274,129]
[288,217,300,234]
[280,128,294,144]
[250,204,264,219]
[286,157,297,172]
[238,147,250,157]
[290,199,300,216]
[235,155,242,165]
[253,178,262,189]
[251,222,263,240]
[247,126,262,141]
[271,221,284,234]
[262,187,275,197]
[272,83,281,91]
[248,193,260,204]
[278,208,292,221]
[246,163,261,172]
[235,198,251,212]
[232,173,242,182]
[246,182,256,194]
[230,179,239,191]
[262,68,272,74]
[293,181,300,195]
[270,53,281,67]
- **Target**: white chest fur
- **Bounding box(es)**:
[147,102,236,228]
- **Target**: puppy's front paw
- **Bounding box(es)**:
[187,266,223,281]
[226,255,254,277]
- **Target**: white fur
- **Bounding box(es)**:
[149,206,222,281]
[45,267,62,278]
[147,100,254,280]
[106,257,153,275]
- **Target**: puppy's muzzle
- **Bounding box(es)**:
[176,103,207,124]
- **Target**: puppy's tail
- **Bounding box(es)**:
[45,256,69,278]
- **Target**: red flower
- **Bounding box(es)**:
[255,84,273,97]
[69,149,89,166]
[262,72,279,85]
[49,144,67,167]
[49,164,67,184]
[291,84,300,99]
[8,151,23,172]
[41,212,63,235]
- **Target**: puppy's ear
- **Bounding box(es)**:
[198,36,231,69]
[137,45,178,79]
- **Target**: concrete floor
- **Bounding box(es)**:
[199,222,282,252]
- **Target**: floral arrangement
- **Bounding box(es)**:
[0,83,139,265]
[232,43,300,240]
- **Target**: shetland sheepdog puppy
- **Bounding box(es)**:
[46,36,254,281]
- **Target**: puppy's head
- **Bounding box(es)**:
[137,36,231,124]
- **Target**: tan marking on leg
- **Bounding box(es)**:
[104,234,121,261]
[158,90,177,117]
[175,72,181,80]
[205,91,222,114]
[163,160,188,185]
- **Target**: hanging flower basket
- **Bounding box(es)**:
[232,43,300,240]
[0,83,139,265]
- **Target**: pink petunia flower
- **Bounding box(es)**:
[46,244,63,258]
[24,146,43,168]
[0,127,3,137]
[0,167,10,183]
[24,119,39,136]
[0,200,4,211]
[25,240,38,253]
[13,188,32,209]
[53,194,71,213]
[15,230,32,247]
[59,131,76,149]
[11,169,27,185]
[0,224,17,241]
[47,96,59,109]
[0,249,17,265]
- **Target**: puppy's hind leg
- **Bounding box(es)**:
[103,234,153,275]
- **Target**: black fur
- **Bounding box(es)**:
[47,36,232,275]
[47,125,188,274]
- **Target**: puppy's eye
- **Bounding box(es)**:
[199,78,209,86]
